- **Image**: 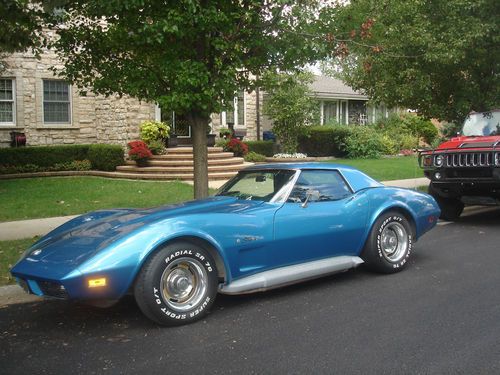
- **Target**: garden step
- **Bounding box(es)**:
[165,147,224,154]
[99,171,239,181]
[151,152,235,160]
[116,163,248,174]
[125,158,245,167]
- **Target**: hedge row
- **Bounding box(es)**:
[0,144,124,174]
[298,126,348,157]
[245,141,276,156]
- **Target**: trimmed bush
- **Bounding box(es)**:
[0,159,92,174]
[298,125,353,157]
[0,144,124,174]
[88,144,124,171]
[0,145,89,168]
[245,141,275,156]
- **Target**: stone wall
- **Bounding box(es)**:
[0,50,156,148]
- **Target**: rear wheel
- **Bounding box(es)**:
[134,242,218,326]
[428,183,464,221]
[362,211,413,274]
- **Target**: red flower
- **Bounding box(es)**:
[128,140,152,161]
[226,138,248,157]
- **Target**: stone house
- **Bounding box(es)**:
[0,50,394,148]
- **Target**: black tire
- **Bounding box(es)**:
[428,183,464,221]
[134,242,218,326]
[361,211,413,274]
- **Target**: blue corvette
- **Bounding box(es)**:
[11,163,440,325]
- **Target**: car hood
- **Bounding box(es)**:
[437,135,500,150]
[13,196,266,279]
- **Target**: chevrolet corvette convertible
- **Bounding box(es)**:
[11,163,440,325]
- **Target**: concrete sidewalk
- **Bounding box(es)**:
[0,178,429,241]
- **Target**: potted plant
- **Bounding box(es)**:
[219,127,232,139]
[128,140,153,167]
[139,120,173,148]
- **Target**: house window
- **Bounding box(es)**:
[323,101,338,125]
[43,80,71,124]
[0,79,15,125]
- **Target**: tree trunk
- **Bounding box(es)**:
[188,113,209,199]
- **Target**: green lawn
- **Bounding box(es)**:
[0,159,422,222]
[328,156,424,181]
[0,237,39,286]
[0,177,196,222]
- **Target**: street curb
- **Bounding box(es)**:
[0,285,42,307]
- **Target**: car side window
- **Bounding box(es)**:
[288,170,352,203]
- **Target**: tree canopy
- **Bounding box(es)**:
[321,0,500,124]
[0,0,44,71]
[47,0,328,198]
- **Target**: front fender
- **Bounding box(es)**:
[75,223,230,299]
[365,187,439,241]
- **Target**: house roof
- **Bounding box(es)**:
[310,75,368,100]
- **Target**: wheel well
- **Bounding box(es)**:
[140,236,227,283]
[379,207,417,237]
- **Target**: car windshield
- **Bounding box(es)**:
[216,169,296,202]
[462,111,500,136]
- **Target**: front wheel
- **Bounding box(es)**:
[134,242,218,326]
[361,211,413,274]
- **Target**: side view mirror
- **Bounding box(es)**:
[302,189,321,208]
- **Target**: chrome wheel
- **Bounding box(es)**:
[380,222,408,262]
[160,257,208,312]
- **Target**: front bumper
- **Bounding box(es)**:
[11,262,133,302]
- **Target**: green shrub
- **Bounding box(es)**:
[0,159,92,174]
[245,141,275,156]
[216,139,229,148]
[380,134,399,155]
[376,114,438,145]
[344,126,385,158]
[88,144,124,171]
[0,145,89,167]
[0,144,124,173]
[396,133,419,150]
[139,120,170,143]
[244,151,267,162]
[146,139,166,155]
[298,125,353,157]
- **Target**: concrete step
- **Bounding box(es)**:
[128,157,245,167]
[116,163,248,174]
[151,152,235,160]
[102,171,239,181]
[165,147,224,154]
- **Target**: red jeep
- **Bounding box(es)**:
[419,110,500,220]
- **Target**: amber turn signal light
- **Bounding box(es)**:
[88,278,107,288]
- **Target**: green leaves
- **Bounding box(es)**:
[322,0,500,124]
[262,71,319,153]
[50,0,324,117]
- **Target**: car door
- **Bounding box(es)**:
[272,169,369,268]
